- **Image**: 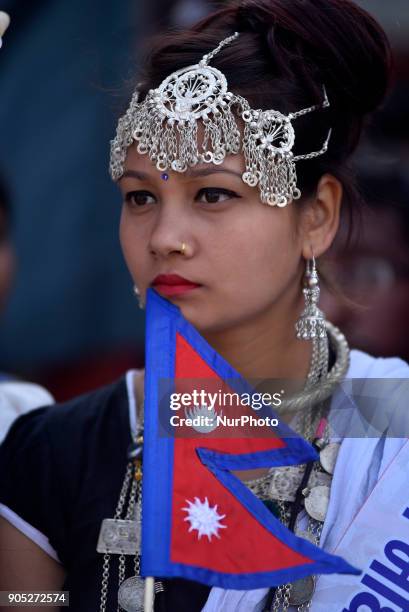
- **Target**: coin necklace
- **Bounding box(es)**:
[275,419,336,611]
[97,432,148,612]
[247,331,348,611]
[97,328,347,611]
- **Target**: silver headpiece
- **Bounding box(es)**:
[110,32,331,207]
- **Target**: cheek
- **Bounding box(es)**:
[213,211,299,294]
[119,209,143,278]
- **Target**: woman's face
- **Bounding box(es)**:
[119,145,304,334]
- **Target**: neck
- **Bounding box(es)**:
[203,299,312,382]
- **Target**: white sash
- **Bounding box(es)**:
[312,440,409,611]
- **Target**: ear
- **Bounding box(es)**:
[299,174,342,259]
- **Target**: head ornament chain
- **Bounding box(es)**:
[110,32,331,207]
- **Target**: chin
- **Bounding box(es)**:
[170,301,222,334]
[174,302,211,330]
[165,291,247,336]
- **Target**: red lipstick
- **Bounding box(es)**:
[152,274,202,297]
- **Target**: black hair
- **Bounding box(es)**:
[137,0,392,221]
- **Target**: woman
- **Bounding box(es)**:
[0,1,408,611]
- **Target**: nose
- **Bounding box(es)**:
[148,202,193,259]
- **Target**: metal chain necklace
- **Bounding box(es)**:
[266,441,332,612]
[97,325,348,612]
[276,322,349,416]
[245,329,348,611]
[263,449,330,612]
[97,434,149,612]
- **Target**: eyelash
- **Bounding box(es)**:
[124,187,240,208]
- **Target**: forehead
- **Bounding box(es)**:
[123,140,246,180]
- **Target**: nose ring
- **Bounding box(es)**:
[180,242,187,256]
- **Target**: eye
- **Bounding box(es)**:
[125,190,156,207]
[196,187,239,204]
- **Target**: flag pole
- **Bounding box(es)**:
[144,577,155,611]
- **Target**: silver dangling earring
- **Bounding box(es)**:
[295,254,326,340]
[133,285,145,310]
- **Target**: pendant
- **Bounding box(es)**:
[309,469,331,489]
[267,465,305,501]
[295,529,316,545]
[288,575,315,605]
[319,442,340,474]
[304,485,330,522]
[97,519,139,555]
[118,576,145,612]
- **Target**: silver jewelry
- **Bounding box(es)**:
[288,575,316,606]
[99,316,348,611]
[133,285,145,310]
[0,11,10,46]
[97,519,139,555]
[303,485,330,522]
[245,326,350,612]
[109,33,331,207]
[275,321,349,416]
[252,417,334,612]
[295,255,326,341]
[118,576,145,612]
[98,436,150,612]
[319,442,340,475]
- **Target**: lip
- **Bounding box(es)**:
[151,274,202,297]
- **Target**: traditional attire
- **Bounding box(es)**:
[0,350,407,611]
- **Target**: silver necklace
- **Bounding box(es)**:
[97,437,147,612]
[276,322,349,415]
[97,324,348,611]
[246,328,348,611]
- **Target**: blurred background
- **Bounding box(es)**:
[0,0,408,401]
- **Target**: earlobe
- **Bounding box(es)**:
[301,174,342,259]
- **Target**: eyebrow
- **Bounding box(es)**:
[121,167,243,181]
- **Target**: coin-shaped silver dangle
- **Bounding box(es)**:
[295,529,316,545]
[304,485,330,522]
[319,443,340,474]
[118,576,145,612]
[288,575,315,605]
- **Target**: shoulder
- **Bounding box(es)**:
[348,349,409,378]
[334,350,409,436]
[0,375,134,563]
[0,381,54,444]
[0,381,53,406]
[39,375,130,438]
[0,374,131,479]
[324,350,409,546]
[346,350,409,435]
[0,375,129,456]
[322,352,409,551]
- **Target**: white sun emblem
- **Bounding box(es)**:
[182,497,227,541]
[184,404,221,433]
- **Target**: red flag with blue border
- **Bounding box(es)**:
[141,289,359,588]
